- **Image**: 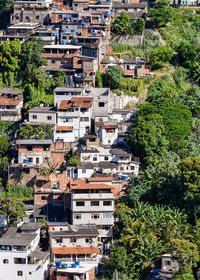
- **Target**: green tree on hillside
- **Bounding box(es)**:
[148,0,174,27]
[102,66,124,90]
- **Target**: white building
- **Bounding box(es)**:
[0,88,23,122]
[0,223,49,280]
[55,97,93,143]
[70,181,114,241]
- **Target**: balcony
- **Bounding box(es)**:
[72,192,114,200]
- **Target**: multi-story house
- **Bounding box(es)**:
[0,88,23,122]
[48,223,99,280]
[70,181,114,241]
[11,0,53,25]
[0,223,49,280]
[55,96,93,143]
[9,140,65,185]
[28,106,56,127]
[76,147,140,178]
[101,57,149,78]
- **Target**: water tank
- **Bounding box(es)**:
[105,10,110,15]
[54,31,58,38]
[62,39,66,44]
[82,23,87,28]
[64,17,68,21]
[71,29,76,33]
[71,17,74,21]
[62,264,68,268]
[92,32,97,36]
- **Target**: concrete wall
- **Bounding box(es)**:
[29,111,56,125]
[51,236,98,248]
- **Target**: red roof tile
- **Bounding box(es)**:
[56,126,73,131]
[102,125,118,129]
[0,96,22,106]
[88,177,113,182]
[70,183,114,190]
[52,247,100,255]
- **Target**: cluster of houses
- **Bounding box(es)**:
[0,0,152,279]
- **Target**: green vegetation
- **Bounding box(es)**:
[111,12,144,36]
[149,45,174,69]
[6,184,33,200]
[0,197,27,226]
[66,153,80,166]
[148,0,174,27]
[0,38,65,109]
[108,202,199,279]
[18,124,53,140]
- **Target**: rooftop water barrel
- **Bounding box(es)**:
[82,23,87,28]
[92,32,97,36]
[105,10,110,15]
[71,29,76,33]
[64,17,68,20]
[122,175,129,180]
[62,264,68,268]
[62,39,66,44]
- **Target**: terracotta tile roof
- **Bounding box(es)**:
[102,125,118,129]
[59,100,72,110]
[88,177,113,182]
[71,97,93,108]
[52,247,100,255]
[56,126,73,131]
[70,183,114,190]
[59,97,93,110]
[0,96,22,106]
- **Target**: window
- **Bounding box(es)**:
[120,167,124,171]
[47,115,52,120]
[82,169,86,174]
[70,237,76,243]
[103,213,112,219]
[165,261,171,266]
[25,16,30,21]
[102,225,111,230]
[52,59,56,64]
[99,118,103,122]
[91,213,99,219]
[3,259,8,264]
[27,146,32,151]
[74,214,81,219]
[32,115,37,119]
[85,238,92,243]
[56,238,63,243]
[91,201,99,206]
[131,166,135,170]
[76,201,85,206]
[36,158,39,164]
[41,196,47,200]
[16,16,19,20]
[80,117,89,122]
[93,157,97,161]
[14,258,26,264]
[104,156,109,161]
[59,14,62,19]
[36,15,40,20]
[103,201,112,206]
[17,271,23,276]
[99,102,105,107]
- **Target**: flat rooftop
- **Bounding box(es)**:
[29,106,56,113]
[44,45,82,49]
[56,263,96,274]
[0,227,37,246]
